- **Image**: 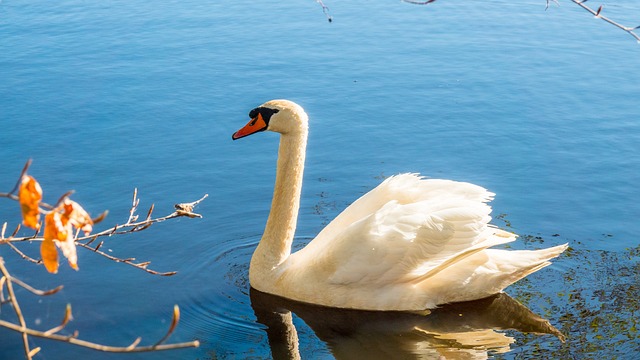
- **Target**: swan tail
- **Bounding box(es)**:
[485,243,569,290]
[415,243,568,306]
[406,227,518,285]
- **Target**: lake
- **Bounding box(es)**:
[1,0,639,358]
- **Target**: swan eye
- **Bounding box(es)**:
[248,107,280,126]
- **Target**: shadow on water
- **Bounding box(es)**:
[249,288,563,359]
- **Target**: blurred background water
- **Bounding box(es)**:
[1,0,639,358]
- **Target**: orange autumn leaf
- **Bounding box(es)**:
[18,175,43,230]
[42,211,66,273]
[41,199,95,273]
[55,199,91,271]
[62,199,94,235]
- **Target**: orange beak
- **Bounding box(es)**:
[232,113,268,140]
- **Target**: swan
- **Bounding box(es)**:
[232,99,567,311]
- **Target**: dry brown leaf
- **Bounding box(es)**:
[18,175,43,230]
[40,196,95,273]
[62,199,93,235]
[42,212,64,273]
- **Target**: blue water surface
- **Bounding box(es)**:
[1,0,639,358]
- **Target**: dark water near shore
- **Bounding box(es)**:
[1,0,639,358]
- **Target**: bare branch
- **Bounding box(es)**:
[315,0,333,22]
[174,194,209,218]
[92,210,109,225]
[154,305,181,346]
[75,242,177,276]
[27,347,41,358]
[0,317,199,353]
[1,223,40,264]
[402,0,437,4]
[7,159,32,196]
[126,337,142,350]
[10,276,63,296]
[53,190,75,209]
[399,0,640,42]
[128,188,140,223]
[570,0,640,41]
[0,258,33,359]
[1,163,203,358]
[3,241,40,264]
[545,0,560,11]
[3,190,206,274]
[145,203,155,221]
[0,258,198,355]
[0,276,6,303]
[0,223,21,242]
[44,304,73,336]
[0,160,54,212]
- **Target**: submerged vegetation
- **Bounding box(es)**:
[498,234,640,358]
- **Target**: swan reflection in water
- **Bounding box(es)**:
[250,288,564,359]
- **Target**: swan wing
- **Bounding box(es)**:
[297,174,516,287]
[312,173,494,245]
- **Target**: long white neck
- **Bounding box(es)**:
[250,116,308,289]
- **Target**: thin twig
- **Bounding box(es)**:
[1,223,39,264]
[0,276,6,303]
[1,163,203,357]
[154,305,180,346]
[402,0,640,42]
[43,304,73,336]
[315,0,333,22]
[127,188,140,224]
[571,0,640,41]
[0,258,198,354]
[0,317,199,352]
[10,276,63,296]
[3,241,40,264]
[75,242,177,276]
[6,197,204,243]
[0,222,20,242]
[53,191,74,209]
[3,192,206,274]
[0,160,55,212]
[0,259,33,359]
[546,0,560,10]
[402,0,437,4]
[7,159,32,196]
[174,194,208,218]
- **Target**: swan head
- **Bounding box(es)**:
[232,99,308,140]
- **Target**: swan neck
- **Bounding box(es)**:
[255,127,308,267]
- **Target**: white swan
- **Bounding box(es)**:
[232,99,567,311]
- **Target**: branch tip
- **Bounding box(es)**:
[54,190,75,208]
[28,347,41,358]
[8,159,33,195]
[174,194,208,218]
[44,304,73,335]
[146,204,155,221]
[154,305,180,346]
[92,210,108,225]
[126,337,142,350]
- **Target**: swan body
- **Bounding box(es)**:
[233,99,567,311]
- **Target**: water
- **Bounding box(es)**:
[1,0,639,358]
